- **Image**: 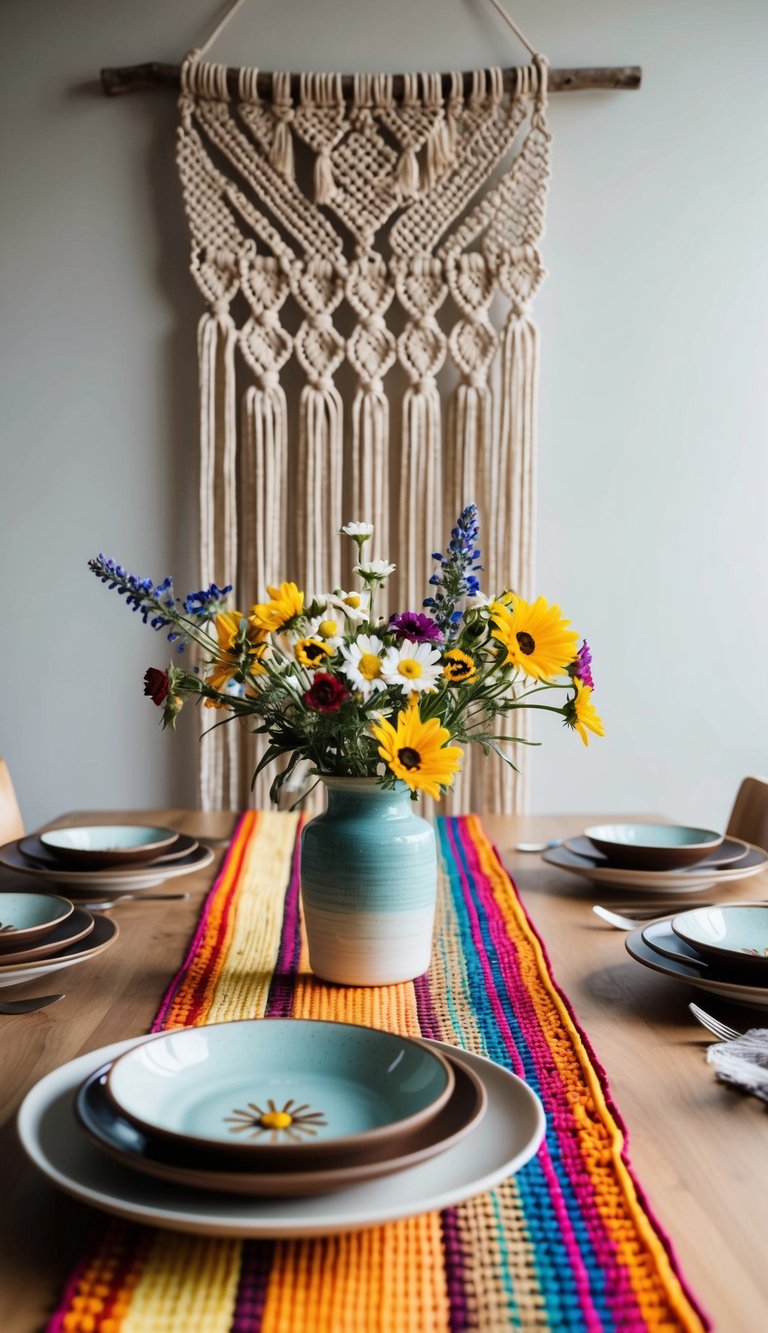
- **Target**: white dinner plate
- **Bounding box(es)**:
[0,914,118,989]
[0,840,214,896]
[17,1037,545,1239]
[625,925,768,1009]
[542,843,768,894]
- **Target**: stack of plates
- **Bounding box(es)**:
[0,890,118,989]
[18,1018,546,1237]
[626,902,768,1009]
[0,824,214,900]
[542,822,768,895]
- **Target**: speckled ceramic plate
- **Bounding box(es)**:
[0,891,74,949]
[0,907,94,966]
[0,839,213,895]
[39,825,179,869]
[18,1038,544,1236]
[543,843,768,894]
[19,832,199,871]
[625,923,768,1009]
[77,1051,485,1196]
[0,914,118,989]
[105,1019,456,1169]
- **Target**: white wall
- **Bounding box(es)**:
[2,0,767,830]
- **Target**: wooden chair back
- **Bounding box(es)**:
[0,758,24,845]
[726,775,768,852]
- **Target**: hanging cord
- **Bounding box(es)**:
[196,0,249,58]
[483,0,539,58]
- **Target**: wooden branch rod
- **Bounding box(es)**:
[101,62,641,98]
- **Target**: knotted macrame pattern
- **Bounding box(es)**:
[176,52,551,813]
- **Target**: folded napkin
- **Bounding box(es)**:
[707,1029,768,1102]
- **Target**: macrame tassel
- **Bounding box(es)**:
[396,147,420,199]
[399,382,442,610]
[197,308,239,812]
[299,383,344,593]
[425,118,455,191]
[352,386,389,604]
[270,118,295,179]
[314,146,336,205]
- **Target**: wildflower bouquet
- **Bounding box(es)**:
[89,505,603,803]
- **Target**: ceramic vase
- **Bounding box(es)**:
[300,777,437,986]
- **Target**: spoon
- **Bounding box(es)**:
[514,840,561,853]
[0,993,64,1014]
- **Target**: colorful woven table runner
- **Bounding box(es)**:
[50,813,707,1333]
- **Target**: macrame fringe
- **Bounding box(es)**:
[448,381,493,527]
[352,387,389,600]
[298,383,344,594]
[197,309,239,812]
[486,309,539,814]
[399,383,442,610]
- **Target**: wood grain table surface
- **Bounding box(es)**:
[1,808,766,1333]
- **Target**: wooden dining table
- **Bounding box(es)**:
[1,807,767,1333]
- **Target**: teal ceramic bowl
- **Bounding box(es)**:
[39,825,178,869]
[584,823,723,870]
[0,892,74,951]
[105,1019,456,1170]
[672,903,768,976]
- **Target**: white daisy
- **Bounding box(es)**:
[339,633,387,700]
[324,589,371,625]
[381,642,443,694]
[340,521,374,538]
[355,559,396,583]
[305,613,344,649]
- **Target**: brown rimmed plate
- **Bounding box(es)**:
[0,914,118,989]
[76,1051,486,1197]
[0,839,214,895]
[38,825,179,869]
[0,892,74,950]
[0,907,94,966]
[18,832,198,872]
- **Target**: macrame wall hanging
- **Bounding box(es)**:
[170,0,552,816]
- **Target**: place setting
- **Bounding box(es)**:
[541,821,768,895]
[0,823,214,901]
[17,1016,545,1238]
[623,901,768,1009]
[0,889,118,992]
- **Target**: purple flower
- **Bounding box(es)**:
[570,639,595,691]
[389,611,443,644]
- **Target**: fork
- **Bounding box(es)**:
[80,892,190,910]
[592,903,714,930]
[688,1003,742,1042]
[0,993,65,1014]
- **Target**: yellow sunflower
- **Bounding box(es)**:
[294,637,333,669]
[372,699,462,799]
[204,610,266,706]
[491,594,578,681]
[250,581,304,632]
[442,648,477,685]
[565,678,605,747]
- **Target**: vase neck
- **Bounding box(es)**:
[320,777,415,816]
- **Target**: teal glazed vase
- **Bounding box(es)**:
[300,777,438,986]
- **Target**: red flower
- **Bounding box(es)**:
[143,667,169,706]
[303,672,349,713]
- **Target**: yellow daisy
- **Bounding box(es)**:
[491,594,578,681]
[250,581,304,632]
[294,637,333,669]
[565,679,605,747]
[204,611,266,706]
[372,699,462,799]
[443,648,477,685]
